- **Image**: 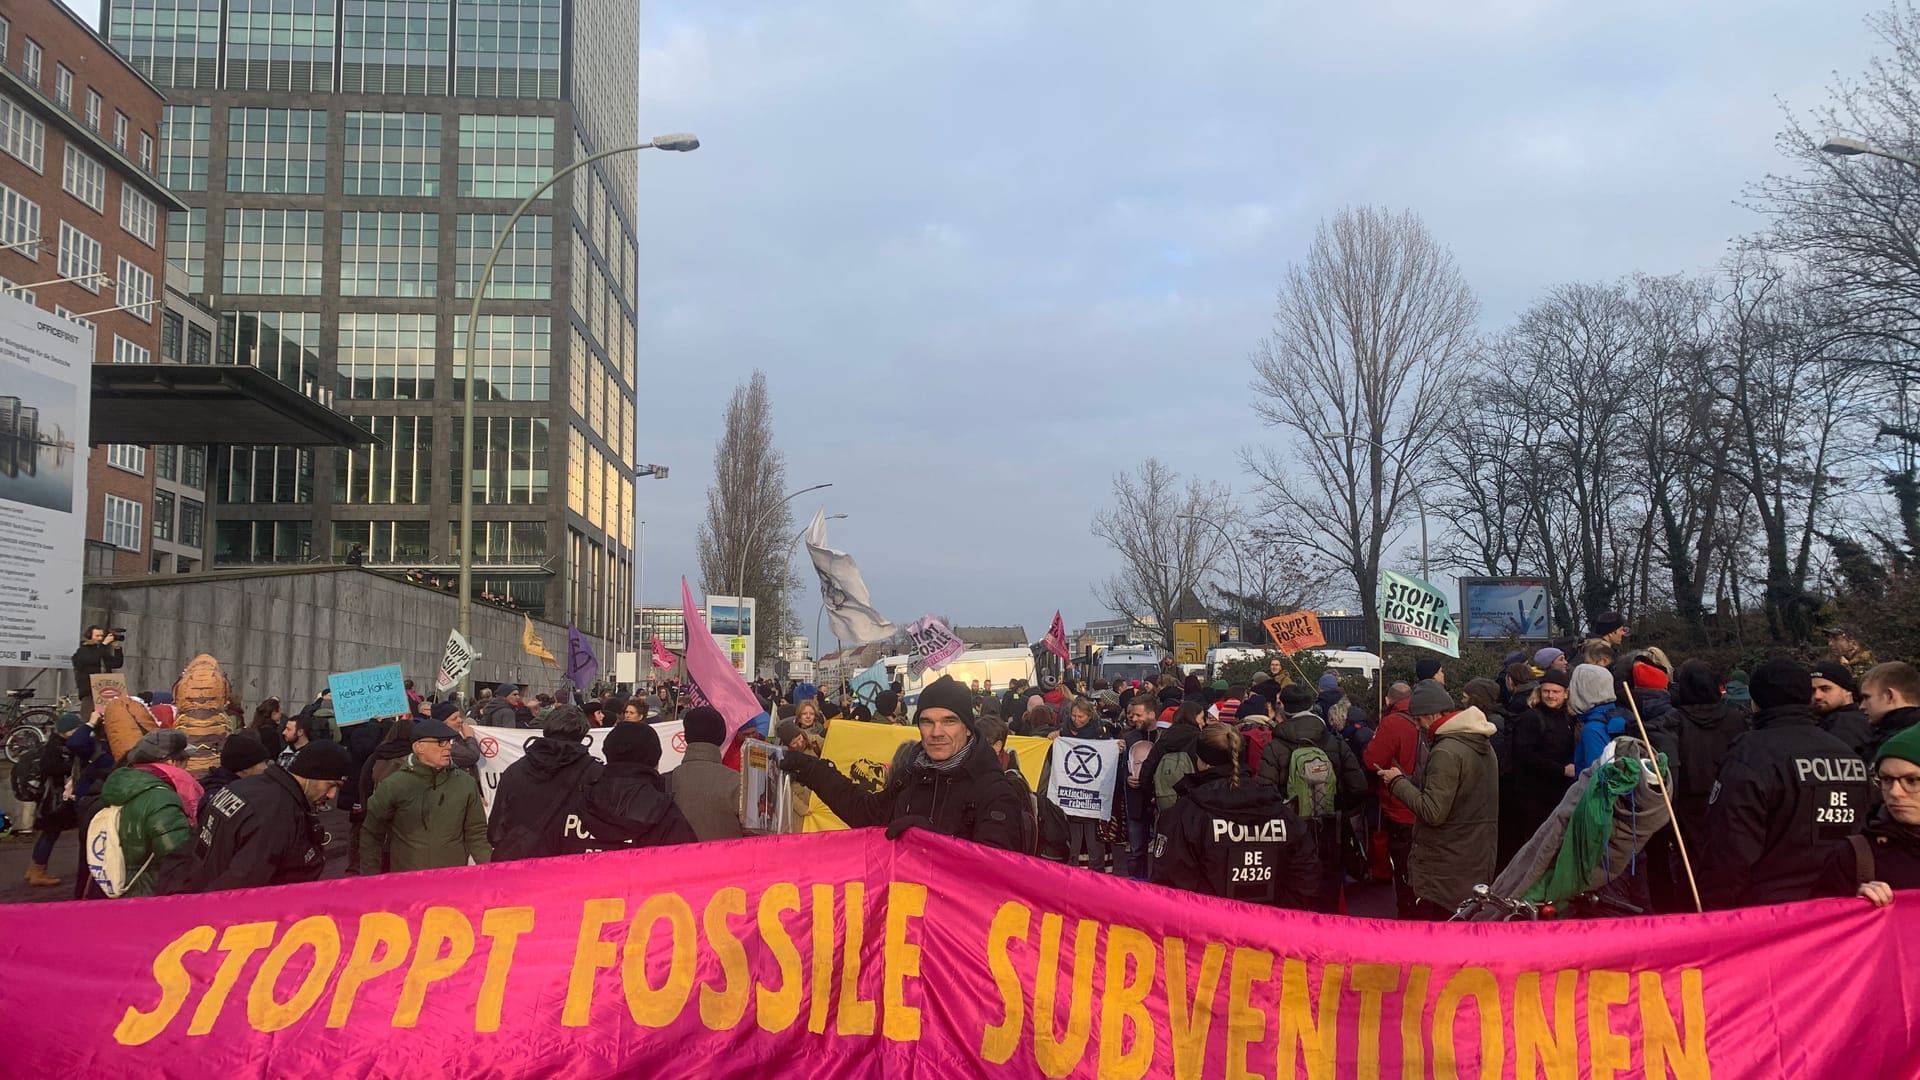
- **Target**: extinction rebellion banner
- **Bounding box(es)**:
[1,830,1913,1078]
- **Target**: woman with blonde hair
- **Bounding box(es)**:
[1150,723,1320,908]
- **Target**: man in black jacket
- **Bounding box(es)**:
[781,675,1026,851]
[558,721,695,854]
[1120,697,1159,879]
[177,740,350,893]
[489,705,603,860]
[1809,662,1873,761]
[71,626,123,711]
[1701,659,1871,910]
[1859,662,1920,768]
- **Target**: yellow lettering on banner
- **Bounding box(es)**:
[1586,969,1632,1080]
[1225,947,1274,1080]
[114,924,215,1046]
[563,898,625,1027]
[807,883,836,1034]
[476,907,535,1033]
[1400,964,1430,1080]
[1097,925,1156,1080]
[756,883,803,1033]
[836,882,877,1036]
[188,921,276,1035]
[327,912,412,1028]
[1033,914,1097,1078]
[246,915,342,1032]
[621,893,697,1027]
[1640,970,1710,1080]
[394,907,474,1028]
[1165,937,1227,1080]
[700,888,750,1031]
[980,902,1031,1065]
[882,882,926,1042]
[1349,963,1401,1080]
[1433,966,1503,1080]
[1279,958,1342,1080]
[1514,970,1576,1080]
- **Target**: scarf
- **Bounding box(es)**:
[913,733,975,774]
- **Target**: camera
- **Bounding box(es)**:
[109,627,129,641]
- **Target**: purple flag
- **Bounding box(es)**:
[565,623,599,689]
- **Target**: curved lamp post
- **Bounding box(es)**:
[1821,136,1920,171]
[1177,512,1247,636]
[735,483,833,609]
[456,133,699,698]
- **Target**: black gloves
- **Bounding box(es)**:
[776,750,806,775]
[885,815,933,840]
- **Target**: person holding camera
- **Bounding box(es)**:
[72,626,125,713]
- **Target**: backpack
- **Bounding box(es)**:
[1237,722,1274,775]
[86,805,154,898]
[1001,767,1042,857]
[1284,742,1338,821]
[9,750,45,804]
[1153,751,1197,811]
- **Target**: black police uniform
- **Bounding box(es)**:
[182,766,326,893]
[1149,766,1320,909]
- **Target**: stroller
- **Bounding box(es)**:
[1455,737,1672,922]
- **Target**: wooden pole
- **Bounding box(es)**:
[1623,691,1703,913]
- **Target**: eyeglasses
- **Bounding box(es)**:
[1876,773,1920,795]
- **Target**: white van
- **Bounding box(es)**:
[1304,647,1382,680]
[897,647,1038,708]
[1098,645,1166,687]
[1205,641,1267,682]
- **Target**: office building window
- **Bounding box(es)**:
[0,181,38,260]
[221,445,312,503]
[139,132,153,170]
[341,0,449,95]
[121,187,158,248]
[336,415,432,503]
[154,443,178,480]
[454,0,561,98]
[113,335,152,365]
[452,416,547,505]
[57,223,101,292]
[337,313,434,400]
[114,111,127,149]
[226,108,327,194]
[455,214,549,299]
[222,311,321,387]
[105,0,221,89]
[152,490,175,542]
[53,306,94,331]
[187,324,212,364]
[223,209,324,295]
[182,445,206,489]
[103,495,143,551]
[160,313,182,361]
[167,208,206,293]
[0,94,43,172]
[566,427,585,514]
[225,0,335,93]
[568,330,588,417]
[457,115,553,198]
[115,259,156,323]
[62,144,106,212]
[449,520,546,560]
[107,444,146,474]
[332,520,430,562]
[85,90,100,129]
[179,498,204,547]
[22,39,40,84]
[454,315,549,401]
[160,106,209,191]
[54,65,71,109]
[0,17,9,63]
[339,211,437,297]
[214,520,311,565]
[342,111,440,196]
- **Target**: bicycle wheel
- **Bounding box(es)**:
[3,709,53,763]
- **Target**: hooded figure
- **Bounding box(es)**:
[487,706,603,860]
[1569,664,1628,774]
[1666,660,1745,840]
[1384,703,1501,913]
[558,721,696,853]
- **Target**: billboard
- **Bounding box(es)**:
[704,594,756,678]
[0,294,90,669]
[1459,577,1552,641]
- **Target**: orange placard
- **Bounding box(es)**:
[1262,610,1326,655]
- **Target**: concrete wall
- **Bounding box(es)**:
[71,565,568,705]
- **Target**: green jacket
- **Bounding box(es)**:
[1387,707,1500,910]
[99,767,193,897]
[363,756,491,874]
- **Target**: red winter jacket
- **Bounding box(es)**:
[1365,701,1421,825]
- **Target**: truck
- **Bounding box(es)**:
[1172,620,1219,667]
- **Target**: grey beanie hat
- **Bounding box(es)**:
[125,728,189,765]
[1408,679,1454,717]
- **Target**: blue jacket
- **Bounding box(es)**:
[1573,704,1628,774]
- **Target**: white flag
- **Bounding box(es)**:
[434,629,478,693]
[805,508,896,645]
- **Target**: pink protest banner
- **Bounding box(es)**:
[0,829,1914,1078]
[680,577,769,742]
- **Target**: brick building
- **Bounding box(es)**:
[0,0,185,576]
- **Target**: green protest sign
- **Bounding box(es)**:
[1379,568,1460,657]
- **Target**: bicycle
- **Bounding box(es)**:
[1,687,62,764]
[1450,883,1646,922]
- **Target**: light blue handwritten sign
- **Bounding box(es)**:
[328,663,408,726]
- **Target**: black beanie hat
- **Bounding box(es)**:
[1806,661,1858,697]
[1415,657,1444,681]
[1279,682,1315,712]
[603,721,662,769]
[287,740,352,782]
[1238,693,1269,719]
[1538,668,1571,689]
[220,730,269,774]
[912,675,976,730]
[683,706,726,747]
[1750,659,1813,711]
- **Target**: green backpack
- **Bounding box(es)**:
[1284,742,1337,821]
[1152,751,1197,812]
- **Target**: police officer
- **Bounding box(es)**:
[175,740,350,893]
[1150,724,1320,909]
[1701,659,1870,910]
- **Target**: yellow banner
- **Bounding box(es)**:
[802,719,1051,831]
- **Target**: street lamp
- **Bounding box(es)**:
[734,483,833,613]
[1821,136,1920,170]
[1176,513,1247,635]
[798,513,849,657]
[1323,432,1429,578]
[455,133,698,698]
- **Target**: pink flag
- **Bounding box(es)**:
[649,636,677,672]
[1044,610,1071,662]
[680,578,770,741]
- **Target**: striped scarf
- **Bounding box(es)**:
[913,733,974,774]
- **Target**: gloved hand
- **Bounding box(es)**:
[885,816,933,841]
[776,751,806,775]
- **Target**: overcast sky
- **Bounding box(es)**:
[633,0,1882,651]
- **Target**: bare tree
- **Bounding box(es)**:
[1207,528,1334,637]
[1242,206,1478,627]
[697,371,799,650]
[1091,459,1230,651]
